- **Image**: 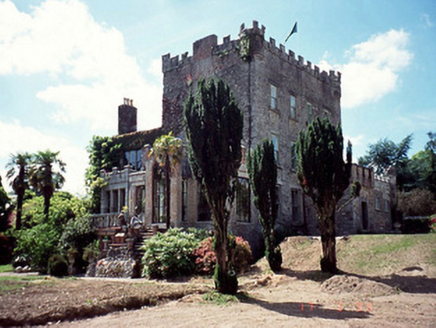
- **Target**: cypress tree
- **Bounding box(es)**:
[184,78,243,294]
[247,139,282,272]
[296,118,352,273]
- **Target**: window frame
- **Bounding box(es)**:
[290,95,297,120]
[270,84,278,110]
[306,102,313,122]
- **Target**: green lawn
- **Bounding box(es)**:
[0,264,13,273]
[337,234,436,275]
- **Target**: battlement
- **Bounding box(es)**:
[162,21,341,85]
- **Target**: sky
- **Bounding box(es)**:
[0,0,435,196]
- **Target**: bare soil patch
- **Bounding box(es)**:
[0,277,211,326]
[1,235,436,327]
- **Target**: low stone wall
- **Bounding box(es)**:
[91,258,137,278]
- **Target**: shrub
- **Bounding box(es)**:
[59,216,96,273]
[193,236,252,276]
[48,254,68,277]
[14,222,61,273]
[141,228,207,279]
[83,240,100,263]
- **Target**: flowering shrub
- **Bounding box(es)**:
[141,228,208,279]
[192,235,252,276]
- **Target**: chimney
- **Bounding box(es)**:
[118,98,137,135]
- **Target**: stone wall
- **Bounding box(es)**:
[160,21,342,251]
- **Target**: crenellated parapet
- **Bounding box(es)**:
[162,20,341,85]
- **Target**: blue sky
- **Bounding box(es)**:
[0,0,435,195]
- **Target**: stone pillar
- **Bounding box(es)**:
[144,145,153,227]
[170,162,182,228]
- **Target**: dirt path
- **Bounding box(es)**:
[53,274,436,328]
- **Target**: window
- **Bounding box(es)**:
[270,85,277,110]
[124,149,143,170]
[136,150,142,170]
[112,190,118,213]
[106,191,111,213]
[135,186,145,213]
[197,184,211,221]
[290,95,296,120]
[306,102,313,122]
[375,196,380,211]
[291,189,301,223]
[271,134,279,162]
[385,200,390,212]
[153,168,166,223]
[182,179,188,221]
[290,142,297,171]
[236,178,250,222]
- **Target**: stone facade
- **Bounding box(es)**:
[98,21,395,257]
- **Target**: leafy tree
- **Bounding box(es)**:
[30,150,66,219]
[86,136,122,213]
[184,78,243,294]
[150,132,183,228]
[247,139,282,272]
[296,118,352,273]
[0,175,14,232]
[398,188,436,217]
[6,152,31,230]
[14,192,89,272]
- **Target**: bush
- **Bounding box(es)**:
[402,217,432,234]
[398,189,436,217]
[59,216,96,273]
[48,254,68,277]
[13,222,61,273]
[83,240,100,263]
[192,235,252,276]
[141,228,207,279]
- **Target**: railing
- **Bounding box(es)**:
[89,213,121,229]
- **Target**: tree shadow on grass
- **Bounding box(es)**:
[238,294,371,320]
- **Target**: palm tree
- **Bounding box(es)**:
[6,152,32,230]
[150,133,183,229]
[30,150,66,219]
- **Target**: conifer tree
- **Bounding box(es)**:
[184,78,243,294]
[247,139,282,272]
[296,118,352,273]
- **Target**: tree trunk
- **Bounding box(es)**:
[319,214,338,273]
[15,192,23,230]
[264,225,282,272]
[44,195,50,220]
[213,217,238,294]
[165,156,171,229]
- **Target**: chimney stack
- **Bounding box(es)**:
[118,98,137,135]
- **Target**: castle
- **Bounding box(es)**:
[94,21,396,257]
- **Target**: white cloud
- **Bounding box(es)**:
[0,119,88,196]
[0,0,162,131]
[319,29,413,109]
